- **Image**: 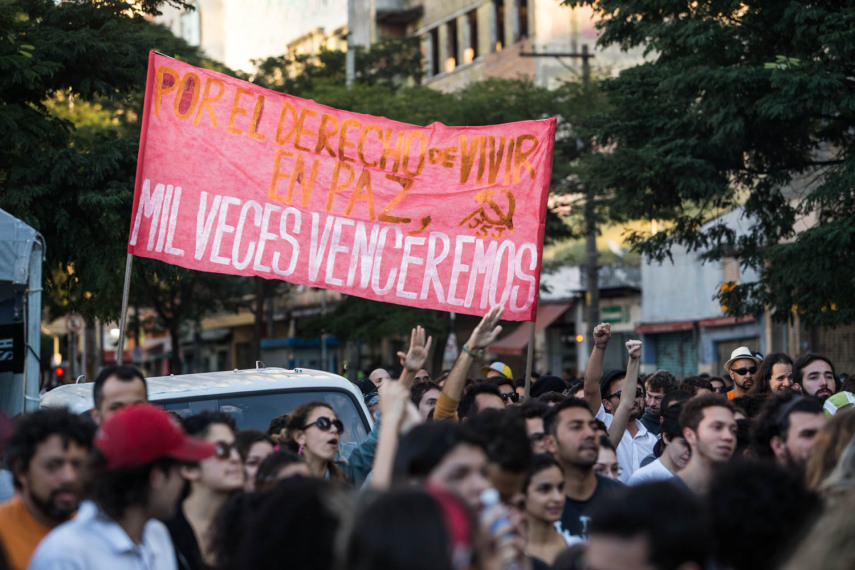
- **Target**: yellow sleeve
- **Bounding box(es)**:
[434,392,460,423]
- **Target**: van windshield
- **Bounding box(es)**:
[159,389,370,460]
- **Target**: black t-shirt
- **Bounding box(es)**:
[558,475,624,540]
[164,507,208,570]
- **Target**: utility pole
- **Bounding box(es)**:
[520,44,599,351]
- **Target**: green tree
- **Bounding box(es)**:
[565,0,855,326]
[0,0,262,373]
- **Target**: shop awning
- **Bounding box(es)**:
[490,303,571,356]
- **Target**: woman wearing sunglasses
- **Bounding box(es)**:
[277,401,377,484]
[166,411,245,570]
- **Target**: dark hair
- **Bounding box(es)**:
[255,449,306,491]
[678,394,735,433]
[589,481,711,570]
[841,374,855,393]
[731,395,766,419]
[489,375,514,391]
[793,354,836,387]
[530,375,567,398]
[411,379,442,407]
[6,408,96,490]
[510,399,549,420]
[345,488,469,570]
[88,452,179,520]
[543,398,593,436]
[645,370,677,394]
[392,422,484,483]
[209,490,269,570]
[466,409,532,473]
[267,413,289,438]
[660,390,690,414]
[748,353,794,396]
[566,379,584,396]
[92,364,146,411]
[678,376,714,396]
[182,410,237,438]
[522,453,563,494]
[234,429,273,462]
[233,477,342,570]
[708,461,820,570]
[536,392,566,405]
[750,394,824,460]
[597,434,615,451]
[458,382,502,420]
[660,404,684,444]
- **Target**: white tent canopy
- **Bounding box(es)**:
[0,208,44,416]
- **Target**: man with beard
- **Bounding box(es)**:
[0,408,95,570]
[640,370,677,435]
[794,354,837,400]
[675,395,737,495]
[724,346,760,400]
[544,399,623,541]
[750,394,825,475]
[30,404,215,570]
[583,325,656,483]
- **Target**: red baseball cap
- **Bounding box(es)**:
[95,404,216,469]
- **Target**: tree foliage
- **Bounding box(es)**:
[0,0,232,327]
[565,0,855,326]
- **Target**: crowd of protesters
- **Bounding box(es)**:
[2,306,855,569]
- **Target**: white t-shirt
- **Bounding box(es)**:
[627,458,675,486]
[29,501,177,570]
[596,404,658,484]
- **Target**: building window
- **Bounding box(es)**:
[179,2,201,46]
[446,18,459,72]
[464,10,479,64]
[516,0,528,41]
[493,0,505,51]
[429,27,440,77]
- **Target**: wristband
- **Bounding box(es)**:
[462,344,484,358]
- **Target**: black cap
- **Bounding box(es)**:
[600,369,627,399]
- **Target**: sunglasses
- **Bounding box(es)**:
[732,366,757,376]
[302,416,344,434]
[500,392,520,403]
[529,432,546,442]
[711,385,726,393]
[607,387,644,399]
[214,441,238,460]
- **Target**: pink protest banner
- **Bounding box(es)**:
[128,52,556,321]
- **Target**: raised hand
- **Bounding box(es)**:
[593,323,611,349]
[467,305,504,351]
[626,339,642,361]
[397,325,433,372]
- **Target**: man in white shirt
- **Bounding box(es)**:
[582,324,657,483]
[30,404,216,570]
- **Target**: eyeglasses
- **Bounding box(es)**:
[302,416,344,434]
[529,432,546,442]
[607,387,644,399]
[214,441,238,460]
[500,392,520,403]
[732,366,757,376]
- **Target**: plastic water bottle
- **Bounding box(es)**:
[480,488,522,570]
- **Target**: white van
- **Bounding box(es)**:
[40,367,373,459]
